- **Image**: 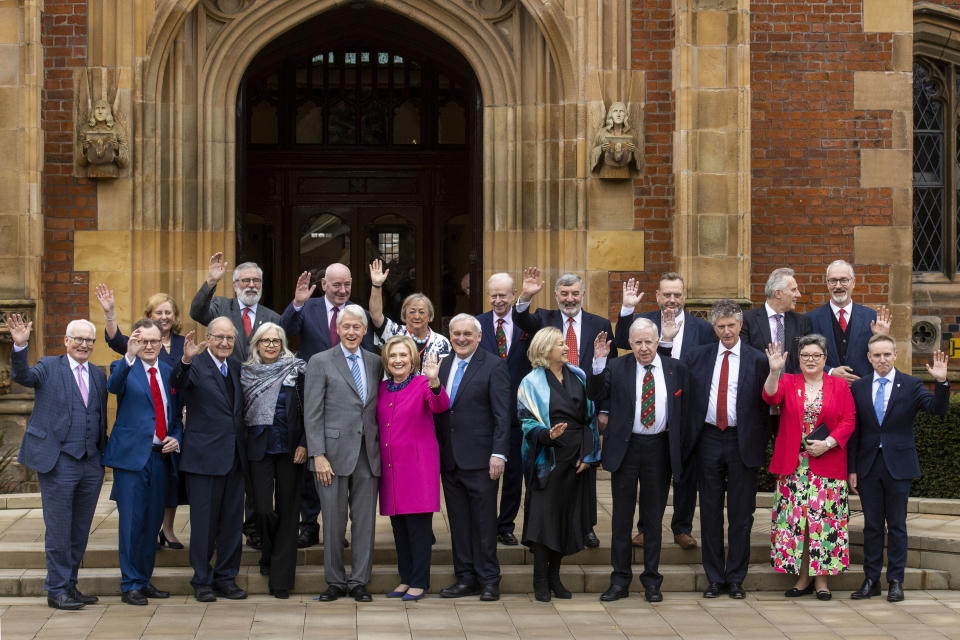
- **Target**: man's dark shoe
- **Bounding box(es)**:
[246,532,262,550]
[47,593,85,610]
[498,532,519,546]
[213,582,247,600]
[850,578,881,600]
[194,586,216,602]
[599,584,630,602]
[728,583,746,599]
[440,582,481,598]
[69,587,99,605]
[142,583,170,599]
[887,581,905,602]
[297,531,319,549]
[317,585,346,602]
[350,585,372,602]
[480,583,500,601]
[121,589,148,606]
[644,585,664,602]
[584,530,600,548]
[703,582,724,598]
[271,589,290,599]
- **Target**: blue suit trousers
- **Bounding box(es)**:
[113,450,168,592]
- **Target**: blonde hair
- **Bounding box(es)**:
[401,293,435,323]
[144,293,182,334]
[381,335,420,376]
[527,326,563,369]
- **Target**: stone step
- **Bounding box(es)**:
[0,563,947,597]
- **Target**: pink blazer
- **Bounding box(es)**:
[377,376,450,516]
[763,373,855,481]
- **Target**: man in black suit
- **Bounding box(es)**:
[476,273,531,546]
[172,317,247,603]
[513,266,614,548]
[615,274,715,550]
[740,267,811,374]
[435,314,511,601]
[683,300,769,599]
[848,336,950,602]
[588,317,692,603]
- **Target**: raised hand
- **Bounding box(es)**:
[926,350,949,383]
[181,329,207,363]
[549,422,567,440]
[421,352,441,382]
[369,259,390,287]
[519,266,544,303]
[126,327,144,359]
[661,308,682,342]
[622,278,645,308]
[206,252,227,286]
[7,313,32,346]
[593,331,611,360]
[870,305,892,335]
[94,283,115,314]
[766,342,787,372]
[293,271,316,307]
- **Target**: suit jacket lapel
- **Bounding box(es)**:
[363,350,380,407]
[626,357,638,408]
[452,350,483,407]
[334,349,362,401]
[201,350,231,402]
[881,370,903,427]
[757,311,772,345]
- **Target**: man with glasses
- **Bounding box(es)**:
[806,260,891,382]
[8,314,107,609]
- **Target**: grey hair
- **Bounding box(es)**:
[826,259,855,280]
[232,261,264,282]
[208,316,237,336]
[448,313,482,334]
[486,272,515,291]
[244,322,295,366]
[629,316,659,340]
[554,273,583,291]
[798,333,828,355]
[337,304,368,329]
[764,267,795,299]
[65,319,96,337]
[709,299,743,324]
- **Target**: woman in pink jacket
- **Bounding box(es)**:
[377,335,450,601]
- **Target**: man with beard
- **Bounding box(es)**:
[190,252,282,362]
[806,259,891,382]
[513,267,614,548]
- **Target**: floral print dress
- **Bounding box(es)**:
[770,387,850,576]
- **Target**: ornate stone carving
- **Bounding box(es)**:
[75,68,128,179]
[201,0,257,19]
[466,0,518,21]
[591,101,643,178]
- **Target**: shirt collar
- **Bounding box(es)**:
[455,350,476,366]
[873,369,896,385]
[326,297,341,316]
[66,354,86,372]
[720,340,741,357]
[207,350,227,368]
[140,358,161,373]
[239,301,258,314]
[561,309,583,325]
[765,302,781,319]
[829,301,853,317]
[340,342,361,358]
[638,354,662,371]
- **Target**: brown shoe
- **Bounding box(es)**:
[631,532,644,547]
[674,533,698,549]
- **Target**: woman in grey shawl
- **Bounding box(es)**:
[241,322,307,599]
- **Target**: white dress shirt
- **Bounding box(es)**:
[706,341,741,427]
[766,302,784,345]
[67,354,89,395]
[872,369,895,417]
[830,300,853,326]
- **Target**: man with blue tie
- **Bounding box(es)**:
[9,314,107,610]
[848,335,949,602]
[103,319,182,605]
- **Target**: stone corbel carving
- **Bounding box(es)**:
[591,70,645,179]
[465,0,518,22]
[75,68,128,179]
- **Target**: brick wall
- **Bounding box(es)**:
[41,0,94,352]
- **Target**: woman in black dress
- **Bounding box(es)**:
[517,327,601,602]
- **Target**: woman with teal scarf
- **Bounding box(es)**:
[517,326,601,602]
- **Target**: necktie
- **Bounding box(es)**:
[565,317,578,366]
[874,377,888,425]
[716,350,731,430]
[329,306,340,347]
[640,364,655,428]
[242,307,252,337]
[348,353,364,400]
[838,308,847,332]
[75,364,89,407]
[775,314,785,351]
[449,360,467,404]
[495,318,507,359]
[220,362,227,377]
[148,367,167,440]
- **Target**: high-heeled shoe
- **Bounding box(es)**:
[158,530,184,550]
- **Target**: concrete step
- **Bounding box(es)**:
[0,563,947,597]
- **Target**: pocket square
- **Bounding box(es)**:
[674,389,682,396]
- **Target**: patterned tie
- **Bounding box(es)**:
[329,306,340,347]
[640,364,655,428]
[716,351,731,430]
[241,307,252,337]
[75,364,88,407]
[220,362,227,377]
[348,353,364,401]
[874,377,888,425]
[495,318,507,359]
[449,359,468,404]
[775,314,785,351]
[565,317,578,366]
[838,308,847,332]
[148,367,167,440]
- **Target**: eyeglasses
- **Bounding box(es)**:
[258,338,282,347]
[140,339,162,347]
[209,334,236,343]
[798,352,825,361]
[67,336,96,346]
[826,278,852,286]
[235,278,262,286]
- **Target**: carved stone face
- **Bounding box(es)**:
[608,102,627,125]
[93,100,110,123]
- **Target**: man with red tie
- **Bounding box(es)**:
[103,319,183,605]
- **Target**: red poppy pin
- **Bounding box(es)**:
[674,389,682,396]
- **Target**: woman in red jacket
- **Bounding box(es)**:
[763,334,855,601]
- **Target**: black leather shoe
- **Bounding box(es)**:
[297,531,319,549]
[440,582,481,598]
[584,530,600,548]
[784,583,814,597]
[728,583,746,599]
[317,585,346,602]
[599,584,630,602]
[350,585,372,602]
[887,581,904,602]
[498,532,519,546]
[850,578,881,600]
[213,582,247,599]
[703,582,724,598]
[69,587,99,605]
[271,589,290,599]
[816,590,832,601]
[142,583,170,599]
[644,586,663,602]
[245,532,262,550]
[47,593,85,610]
[480,583,500,601]
[194,586,216,602]
[121,589,148,606]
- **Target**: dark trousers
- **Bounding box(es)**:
[390,513,434,589]
[114,450,169,592]
[443,467,501,585]
[611,432,670,589]
[637,451,696,536]
[859,449,912,583]
[697,425,757,584]
[299,466,322,538]
[249,453,304,592]
[37,454,104,597]
[496,424,523,534]
[185,459,244,588]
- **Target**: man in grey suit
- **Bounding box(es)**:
[9,314,107,610]
[304,304,382,603]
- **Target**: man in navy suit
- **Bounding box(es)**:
[475,272,531,545]
[806,259,891,382]
[103,319,182,605]
[848,335,950,602]
[172,317,248,602]
[682,300,769,599]
[740,267,811,375]
[513,266,615,548]
[436,314,511,601]
[9,314,106,610]
[615,274,715,550]
[588,317,693,603]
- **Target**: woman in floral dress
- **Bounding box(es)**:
[763,334,856,600]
